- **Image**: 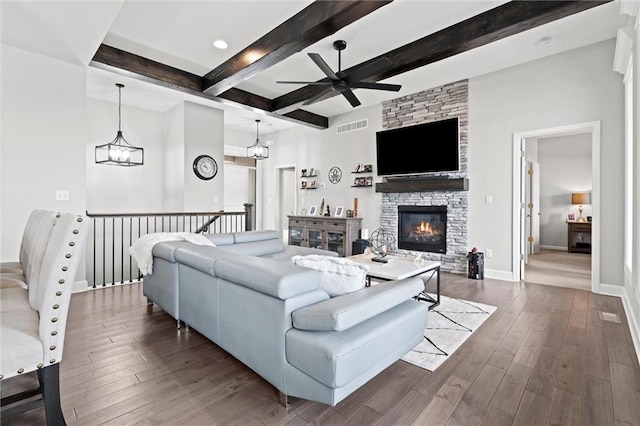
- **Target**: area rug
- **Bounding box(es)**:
[402,295,497,371]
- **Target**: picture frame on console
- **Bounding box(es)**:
[567,212,576,222]
[308,206,318,216]
[334,206,344,217]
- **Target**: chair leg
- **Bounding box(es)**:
[37,364,66,426]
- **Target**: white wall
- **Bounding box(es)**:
[86,98,165,213]
[537,133,592,248]
[263,104,383,234]
[2,45,87,262]
[162,104,185,212]
[469,39,624,285]
[263,39,624,287]
[182,102,224,212]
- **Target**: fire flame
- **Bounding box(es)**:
[414,221,442,236]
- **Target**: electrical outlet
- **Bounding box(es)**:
[55,190,69,201]
[485,248,493,258]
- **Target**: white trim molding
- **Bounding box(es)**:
[615,27,635,77]
[512,121,601,292]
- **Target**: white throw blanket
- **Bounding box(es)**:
[129,232,216,275]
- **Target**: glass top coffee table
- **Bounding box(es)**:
[349,254,441,309]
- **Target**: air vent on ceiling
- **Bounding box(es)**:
[337,119,368,135]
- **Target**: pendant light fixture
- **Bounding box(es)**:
[95,83,144,166]
[247,119,269,160]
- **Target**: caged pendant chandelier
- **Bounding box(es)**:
[95,83,144,166]
[246,119,269,160]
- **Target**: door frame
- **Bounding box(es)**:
[512,121,600,292]
[275,164,297,240]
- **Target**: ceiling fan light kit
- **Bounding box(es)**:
[277,40,401,108]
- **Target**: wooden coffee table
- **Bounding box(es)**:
[349,254,441,309]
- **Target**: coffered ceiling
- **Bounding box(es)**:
[1,0,627,134]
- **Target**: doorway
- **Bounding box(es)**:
[275,165,297,241]
[512,121,600,292]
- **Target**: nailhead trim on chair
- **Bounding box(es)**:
[58,279,65,284]
[51,331,57,336]
[37,363,43,369]
[17,368,24,374]
[53,304,59,309]
[62,266,68,271]
[51,318,58,322]
[49,359,55,364]
[65,254,71,259]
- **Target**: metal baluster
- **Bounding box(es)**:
[93,217,97,288]
[112,217,115,286]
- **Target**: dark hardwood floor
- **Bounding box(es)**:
[3,273,640,425]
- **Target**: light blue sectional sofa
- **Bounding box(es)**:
[143,230,429,406]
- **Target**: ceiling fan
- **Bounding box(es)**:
[276,40,402,107]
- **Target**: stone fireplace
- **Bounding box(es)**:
[378,80,469,274]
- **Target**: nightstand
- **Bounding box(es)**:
[567,221,591,254]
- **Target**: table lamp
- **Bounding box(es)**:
[571,192,590,222]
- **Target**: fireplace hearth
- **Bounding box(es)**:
[398,206,447,254]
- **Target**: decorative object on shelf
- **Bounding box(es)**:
[95,83,144,166]
[328,166,342,184]
[308,206,318,216]
[346,209,354,218]
[247,119,269,160]
[301,181,307,189]
[300,208,308,215]
[335,206,344,217]
[309,180,317,189]
[301,169,307,177]
[192,155,218,180]
[571,191,590,222]
[319,198,325,215]
[368,228,397,262]
[352,163,372,173]
[354,163,363,172]
[363,164,372,172]
[308,168,316,177]
[365,176,372,186]
[354,197,358,217]
[325,205,331,216]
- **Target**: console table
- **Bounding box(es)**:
[567,221,591,254]
[288,215,361,257]
[349,254,441,309]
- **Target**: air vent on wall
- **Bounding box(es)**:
[337,119,368,135]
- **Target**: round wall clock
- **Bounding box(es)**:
[328,166,342,184]
[193,155,218,180]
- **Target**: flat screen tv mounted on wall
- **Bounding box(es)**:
[375,117,459,176]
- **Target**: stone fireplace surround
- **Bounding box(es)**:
[378,80,469,274]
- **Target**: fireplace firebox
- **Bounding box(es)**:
[398,206,447,253]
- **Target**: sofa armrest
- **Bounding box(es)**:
[151,241,193,263]
[174,245,236,275]
[291,277,424,332]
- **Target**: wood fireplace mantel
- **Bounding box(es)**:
[375,177,469,193]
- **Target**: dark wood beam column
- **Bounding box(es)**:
[90,44,329,129]
[272,0,611,111]
[202,0,392,96]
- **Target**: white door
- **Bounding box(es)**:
[277,167,296,241]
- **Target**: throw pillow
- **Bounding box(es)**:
[291,255,369,297]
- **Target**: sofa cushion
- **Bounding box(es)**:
[206,233,235,246]
[214,255,320,299]
[218,239,285,257]
[291,255,368,297]
[292,277,424,331]
[232,230,280,243]
[286,299,428,388]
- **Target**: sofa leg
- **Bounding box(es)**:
[37,364,66,426]
[278,391,290,408]
[146,298,154,305]
[176,319,181,329]
[185,324,190,332]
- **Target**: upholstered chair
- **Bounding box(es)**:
[0,209,58,287]
[1,213,88,425]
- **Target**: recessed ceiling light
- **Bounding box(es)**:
[213,39,228,50]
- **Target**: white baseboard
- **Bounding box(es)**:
[73,279,141,293]
[72,280,89,293]
[539,245,566,251]
[484,269,518,282]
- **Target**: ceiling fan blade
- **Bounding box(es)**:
[341,88,361,107]
[308,53,339,81]
[276,81,332,85]
[344,57,392,84]
[303,86,336,106]
[348,81,402,92]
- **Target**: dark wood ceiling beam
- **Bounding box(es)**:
[90,44,329,129]
[202,0,392,96]
[272,0,612,111]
